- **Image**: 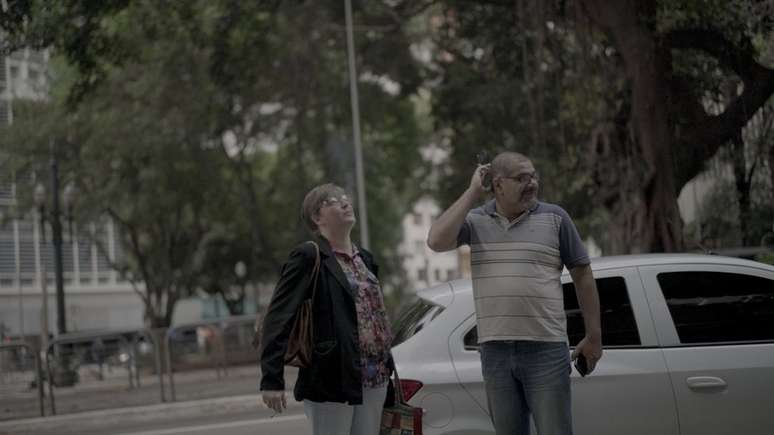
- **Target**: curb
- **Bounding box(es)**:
[0,392,300,434]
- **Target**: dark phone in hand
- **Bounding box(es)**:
[574,354,589,377]
[476,151,492,192]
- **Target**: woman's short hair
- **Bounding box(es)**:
[301,183,347,233]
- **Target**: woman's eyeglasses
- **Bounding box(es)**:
[318,194,353,211]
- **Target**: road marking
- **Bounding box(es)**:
[115,414,306,435]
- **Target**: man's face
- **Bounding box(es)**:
[495,160,539,211]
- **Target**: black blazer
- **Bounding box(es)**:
[259,236,391,404]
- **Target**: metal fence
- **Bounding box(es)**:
[0,314,264,420]
[0,343,45,421]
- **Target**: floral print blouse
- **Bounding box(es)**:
[334,247,393,388]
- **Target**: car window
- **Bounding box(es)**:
[564,276,640,346]
[392,298,445,347]
[657,271,774,344]
[463,276,640,349]
[463,326,478,350]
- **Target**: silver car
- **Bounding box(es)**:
[391,254,774,435]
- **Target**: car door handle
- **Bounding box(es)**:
[686,376,727,390]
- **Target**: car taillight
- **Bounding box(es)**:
[400,379,423,401]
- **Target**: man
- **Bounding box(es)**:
[427,152,602,435]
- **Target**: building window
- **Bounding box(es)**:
[414,240,424,253]
[417,268,428,282]
[28,68,40,82]
[434,269,441,281]
[412,212,422,226]
[446,269,456,280]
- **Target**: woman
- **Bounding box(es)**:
[259,183,394,435]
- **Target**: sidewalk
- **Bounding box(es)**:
[0,364,299,434]
[0,392,303,435]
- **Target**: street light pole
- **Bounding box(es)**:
[13,212,24,342]
[33,184,50,353]
[49,141,67,335]
[344,0,370,250]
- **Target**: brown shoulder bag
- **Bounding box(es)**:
[283,241,321,368]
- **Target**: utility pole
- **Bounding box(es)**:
[344,0,370,249]
[50,141,67,334]
[33,185,50,354]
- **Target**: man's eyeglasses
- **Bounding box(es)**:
[502,171,539,184]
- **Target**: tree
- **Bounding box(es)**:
[421,0,774,254]
[169,1,427,294]
[423,1,616,242]
[2,1,427,322]
[3,66,238,329]
[576,0,774,252]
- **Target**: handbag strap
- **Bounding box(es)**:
[390,356,407,405]
[306,241,322,301]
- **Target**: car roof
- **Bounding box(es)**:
[419,253,774,300]
[587,253,774,272]
[414,281,455,307]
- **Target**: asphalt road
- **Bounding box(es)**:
[31,406,310,435]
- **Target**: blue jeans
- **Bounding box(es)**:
[480,341,573,435]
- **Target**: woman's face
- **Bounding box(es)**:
[314,193,356,232]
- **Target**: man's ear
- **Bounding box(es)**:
[492,177,502,194]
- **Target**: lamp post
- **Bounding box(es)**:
[49,146,67,335]
[33,184,50,354]
[35,169,78,387]
[33,171,76,336]
[344,0,370,249]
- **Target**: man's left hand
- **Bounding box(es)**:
[571,335,603,374]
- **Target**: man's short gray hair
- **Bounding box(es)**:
[490,152,531,178]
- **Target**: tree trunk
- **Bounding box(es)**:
[732,134,752,245]
[579,0,683,253]
[769,143,774,238]
[220,288,246,315]
[145,304,167,329]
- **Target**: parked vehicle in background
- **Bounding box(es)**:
[391,254,774,435]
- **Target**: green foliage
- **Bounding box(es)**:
[692,177,774,249]
[425,1,618,239]
[756,252,774,266]
[657,0,773,40]
[422,0,774,253]
[1,0,425,324]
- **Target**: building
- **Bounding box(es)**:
[399,197,470,291]
[0,49,143,342]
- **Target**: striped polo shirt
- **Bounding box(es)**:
[457,200,590,343]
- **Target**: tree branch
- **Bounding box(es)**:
[666,29,761,81]
[668,29,774,189]
[463,0,512,7]
[105,208,151,308]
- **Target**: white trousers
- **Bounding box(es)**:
[303,385,387,435]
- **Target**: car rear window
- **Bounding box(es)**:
[464,276,641,349]
[564,276,641,346]
[392,298,445,347]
